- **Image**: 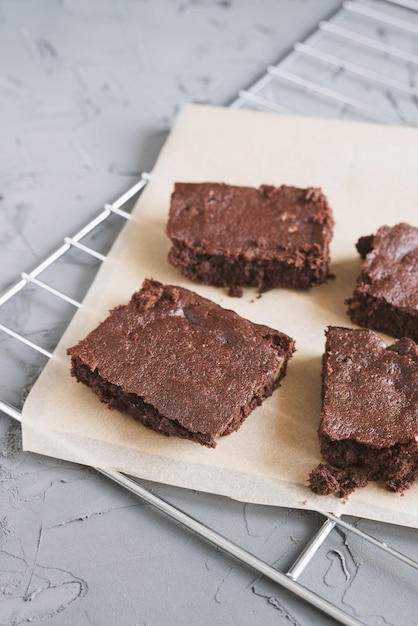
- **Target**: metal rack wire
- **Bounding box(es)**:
[1,1,417,624]
[232,0,418,126]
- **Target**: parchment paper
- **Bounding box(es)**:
[22,104,418,528]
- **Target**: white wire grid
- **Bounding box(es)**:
[1,1,417,624]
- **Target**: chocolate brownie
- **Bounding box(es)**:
[309,326,418,497]
[346,223,418,342]
[67,279,295,448]
[166,182,334,293]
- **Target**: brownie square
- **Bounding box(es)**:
[309,327,418,498]
[67,279,295,448]
[346,222,418,342]
[166,182,334,293]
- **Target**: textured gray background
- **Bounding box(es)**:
[1,1,418,625]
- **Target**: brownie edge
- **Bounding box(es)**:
[346,223,418,341]
[166,182,334,292]
[67,279,295,447]
[309,326,418,498]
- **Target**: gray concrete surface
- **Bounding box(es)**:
[1,1,418,625]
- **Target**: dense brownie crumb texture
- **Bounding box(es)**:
[166,182,334,293]
[346,222,418,342]
[309,327,418,498]
[67,279,295,448]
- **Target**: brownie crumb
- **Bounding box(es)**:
[309,463,369,499]
[228,285,243,298]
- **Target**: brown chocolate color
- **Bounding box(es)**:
[67,279,295,448]
[346,222,418,342]
[309,326,418,497]
[166,182,334,292]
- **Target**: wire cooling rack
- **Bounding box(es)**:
[1,1,417,624]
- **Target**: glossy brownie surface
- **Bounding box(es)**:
[309,326,418,497]
[320,327,418,447]
[166,182,334,291]
[347,222,418,341]
[168,183,331,254]
[67,279,295,447]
